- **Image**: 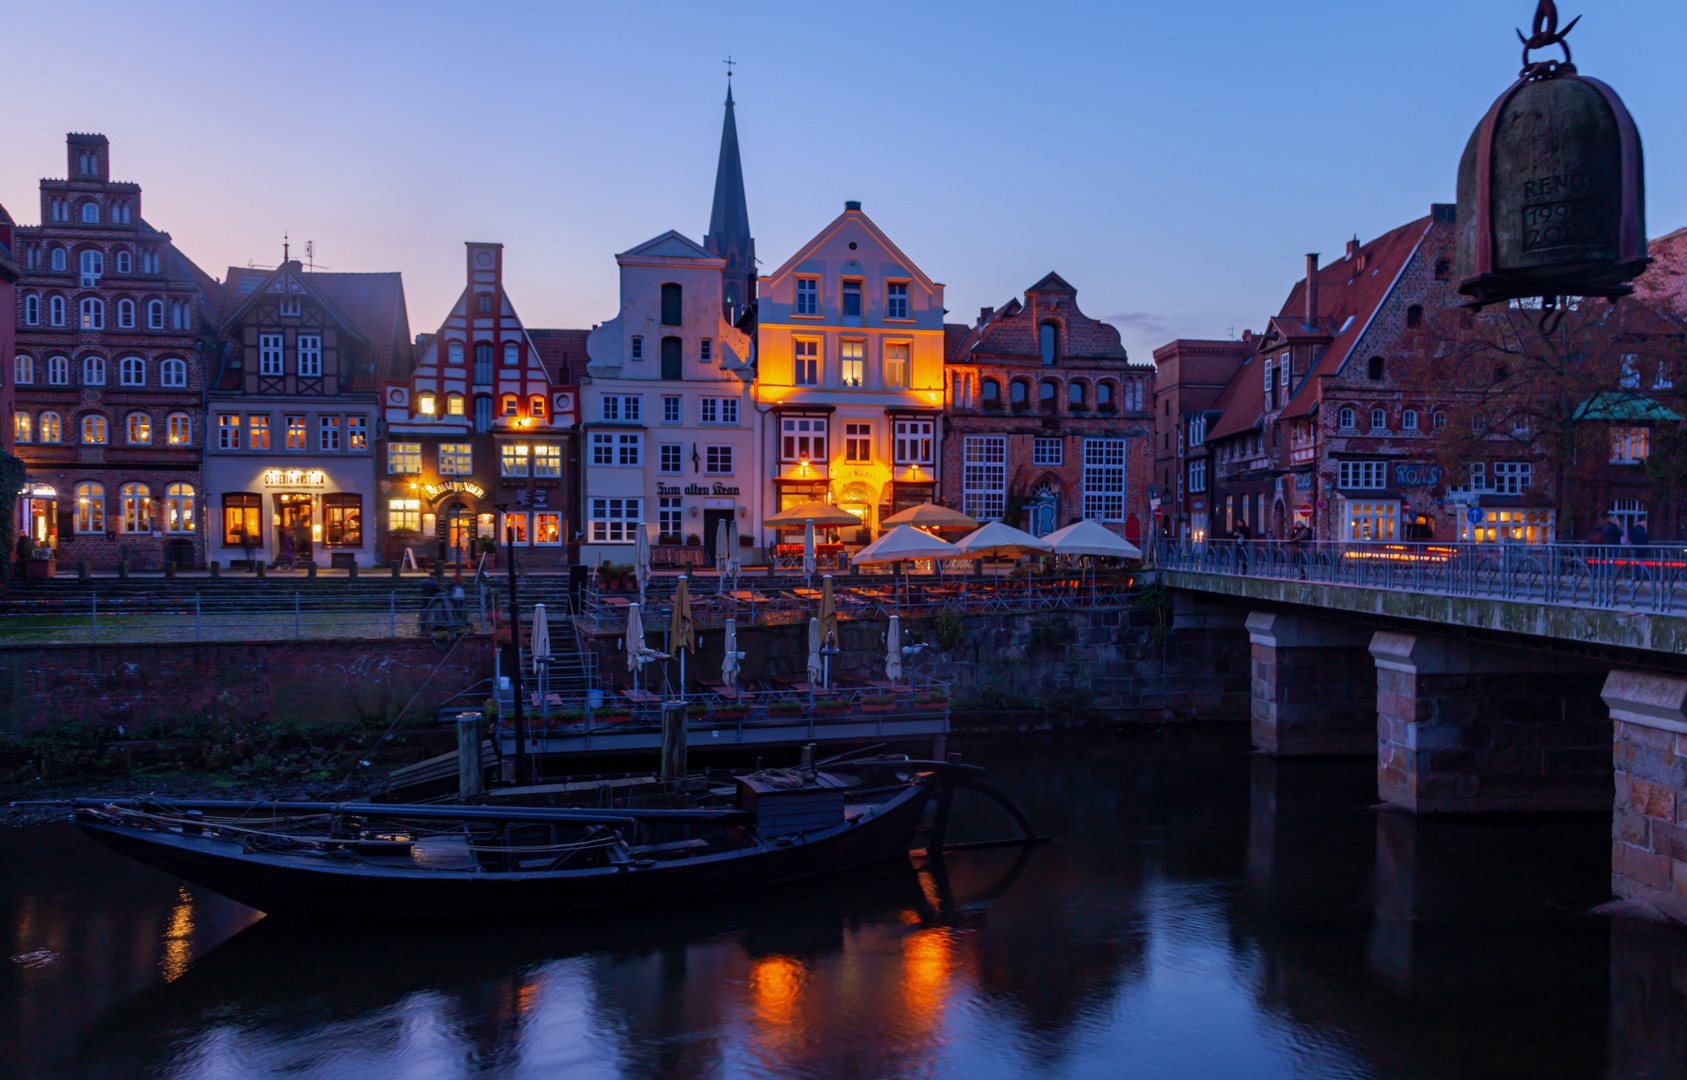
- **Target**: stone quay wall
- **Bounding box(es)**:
[0,635,494,733]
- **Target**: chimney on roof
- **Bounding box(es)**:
[1304,253,1319,326]
[979,306,993,326]
[1345,236,1359,258]
[845,200,861,212]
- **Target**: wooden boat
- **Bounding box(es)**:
[66,766,933,919]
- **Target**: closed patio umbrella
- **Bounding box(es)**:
[634,524,650,596]
[806,617,822,685]
[669,576,696,697]
[885,614,902,682]
[725,518,740,576]
[882,503,979,530]
[530,603,552,664]
[722,618,742,693]
[714,518,729,577]
[625,602,645,678]
[818,574,839,687]
[803,522,817,578]
[952,520,1054,559]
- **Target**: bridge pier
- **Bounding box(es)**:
[1369,632,1611,813]
[1602,672,1687,919]
[1246,611,1377,756]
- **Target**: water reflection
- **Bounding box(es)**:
[3,731,1686,1079]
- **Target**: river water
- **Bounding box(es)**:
[3,729,1685,1080]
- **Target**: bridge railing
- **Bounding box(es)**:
[1151,539,1687,614]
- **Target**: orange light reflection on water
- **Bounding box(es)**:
[900,928,952,1027]
[160,886,195,982]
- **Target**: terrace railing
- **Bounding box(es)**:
[1152,539,1687,615]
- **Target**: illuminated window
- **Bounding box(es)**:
[39,412,61,443]
[81,414,108,444]
[165,484,196,534]
[418,392,436,416]
[794,339,819,385]
[530,395,546,419]
[121,483,151,533]
[1611,426,1650,464]
[168,413,192,445]
[127,412,151,444]
[75,482,105,533]
[840,341,865,387]
[388,442,421,474]
[388,498,421,532]
[501,444,530,477]
[446,392,464,416]
[319,415,340,451]
[323,494,362,547]
[246,415,267,449]
[440,443,473,475]
[286,415,307,450]
[534,444,561,477]
[533,513,561,545]
[14,413,31,443]
[884,342,909,389]
[500,394,519,417]
[1345,500,1399,542]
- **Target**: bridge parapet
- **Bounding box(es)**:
[1603,672,1687,918]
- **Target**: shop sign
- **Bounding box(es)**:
[423,480,487,500]
[262,469,327,487]
[658,482,741,497]
[1394,462,1441,487]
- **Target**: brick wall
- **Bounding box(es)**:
[1612,718,1687,905]
[0,634,493,732]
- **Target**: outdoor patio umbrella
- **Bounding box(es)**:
[714,519,730,577]
[530,603,552,664]
[851,524,962,564]
[626,602,645,691]
[725,518,740,576]
[806,617,822,685]
[952,520,1053,559]
[764,500,860,527]
[722,618,742,694]
[885,615,902,682]
[669,576,696,697]
[882,503,979,530]
[818,575,839,687]
[634,525,651,595]
[1042,519,1143,559]
[803,522,817,578]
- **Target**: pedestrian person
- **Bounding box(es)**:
[236,525,255,571]
[15,533,34,583]
[1632,516,1652,582]
[1602,514,1623,548]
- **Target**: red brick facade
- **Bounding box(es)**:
[11,134,216,571]
[942,274,1153,539]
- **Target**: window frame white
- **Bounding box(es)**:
[1081,438,1128,522]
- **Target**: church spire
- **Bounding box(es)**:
[704,66,755,318]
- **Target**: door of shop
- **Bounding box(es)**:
[277,494,313,563]
[703,509,734,563]
[441,499,476,565]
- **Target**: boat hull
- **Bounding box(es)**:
[75,784,931,919]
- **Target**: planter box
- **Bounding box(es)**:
[24,558,56,580]
[594,714,632,725]
[861,703,895,713]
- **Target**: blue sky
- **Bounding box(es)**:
[4,0,1684,360]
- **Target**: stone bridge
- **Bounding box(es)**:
[1156,541,1687,922]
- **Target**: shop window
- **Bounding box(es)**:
[389,499,421,532]
[502,512,530,545]
[324,494,362,547]
[1345,501,1399,542]
[246,415,267,449]
[224,493,262,547]
[165,483,195,534]
[533,513,561,544]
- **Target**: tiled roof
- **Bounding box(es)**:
[529,328,590,385]
[1636,226,1687,311]
[1208,215,1433,440]
[218,264,411,392]
[943,323,973,362]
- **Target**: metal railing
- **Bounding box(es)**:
[0,591,487,645]
[584,571,1142,630]
[1153,539,1687,615]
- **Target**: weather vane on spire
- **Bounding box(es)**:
[283,232,290,264]
[723,55,736,78]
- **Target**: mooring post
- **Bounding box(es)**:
[457,715,485,799]
[194,594,201,642]
[660,699,688,780]
[90,594,97,643]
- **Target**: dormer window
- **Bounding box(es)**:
[418,392,436,416]
[446,392,464,416]
[501,394,519,417]
[530,395,546,419]
[279,297,301,317]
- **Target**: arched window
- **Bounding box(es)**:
[446,392,464,417]
[79,250,102,285]
[49,296,65,326]
[171,301,188,330]
[160,358,187,388]
[79,297,104,330]
[14,413,30,443]
[1434,258,1451,281]
[1370,407,1387,431]
[24,295,38,325]
[48,356,69,385]
[474,395,492,433]
[1367,356,1385,381]
[116,250,132,274]
[119,356,145,386]
[82,415,108,444]
[1402,409,1419,431]
[1096,381,1113,406]
[661,283,683,326]
[120,483,151,532]
[39,412,61,443]
[1339,406,1356,430]
[447,341,464,365]
[127,412,151,444]
[500,393,519,417]
[1039,380,1058,410]
[1433,411,1448,430]
[165,483,196,534]
[80,201,99,223]
[980,378,1000,402]
[503,342,518,367]
[74,482,104,533]
[117,298,135,328]
[1039,323,1058,366]
[1405,305,1423,329]
[83,356,106,385]
[167,412,192,445]
[418,392,436,416]
[146,299,164,329]
[473,344,493,384]
[1069,381,1087,407]
[530,395,547,419]
[14,355,32,384]
[1010,380,1028,405]
[51,248,66,272]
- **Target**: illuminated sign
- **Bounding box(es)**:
[422,480,487,500]
[262,469,326,487]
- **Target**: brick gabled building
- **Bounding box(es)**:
[206,260,410,569]
[942,273,1153,539]
[377,243,581,570]
[1150,336,1252,540]
[1,202,20,459]
[10,134,219,571]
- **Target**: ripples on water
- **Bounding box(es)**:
[3,729,1686,1079]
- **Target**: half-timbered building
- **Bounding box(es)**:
[206,259,410,569]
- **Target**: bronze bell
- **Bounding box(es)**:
[1455,1,1649,311]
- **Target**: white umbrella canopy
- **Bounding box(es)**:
[802,522,817,577]
[952,520,1053,559]
[885,615,903,682]
[1042,519,1143,559]
[722,618,741,691]
[852,524,961,565]
[806,617,822,684]
[530,603,552,663]
[765,500,860,527]
[714,518,729,576]
[882,503,979,529]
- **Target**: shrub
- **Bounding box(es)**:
[934,609,965,650]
